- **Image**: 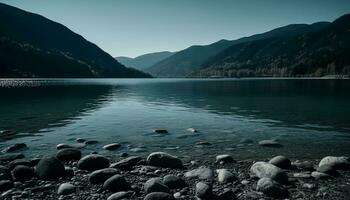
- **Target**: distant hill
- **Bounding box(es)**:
[115,51,174,70]
[146,22,330,77]
[192,14,350,78]
[0,3,151,78]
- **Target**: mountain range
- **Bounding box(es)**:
[115,51,174,70]
[0,3,151,78]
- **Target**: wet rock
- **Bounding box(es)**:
[317,165,340,176]
[64,166,74,177]
[153,129,168,134]
[0,165,11,180]
[195,181,212,199]
[107,191,134,200]
[144,192,175,200]
[250,162,288,184]
[85,140,98,145]
[35,156,65,180]
[110,156,142,170]
[147,152,183,169]
[258,140,282,147]
[89,168,119,184]
[120,152,129,157]
[8,159,32,170]
[0,153,25,162]
[187,128,198,133]
[256,177,288,198]
[217,169,237,183]
[293,172,312,179]
[218,189,237,200]
[144,178,170,194]
[311,171,331,179]
[0,180,13,192]
[103,143,121,150]
[215,154,234,164]
[1,143,27,153]
[163,175,187,189]
[76,138,86,143]
[319,156,350,170]
[57,183,76,195]
[56,144,73,150]
[103,175,131,192]
[269,156,291,169]
[185,167,214,180]
[77,154,110,171]
[11,165,34,181]
[56,148,82,162]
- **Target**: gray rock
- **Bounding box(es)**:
[217,169,237,183]
[317,165,339,176]
[77,155,110,171]
[293,160,314,171]
[1,143,27,153]
[89,168,119,184]
[103,175,131,192]
[56,144,74,150]
[269,156,291,169]
[256,177,288,198]
[0,165,11,180]
[184,167,214,180]
[311,171,331,179]
[163,175,187,189]
[147,152,183,169]
[144,192,175,200]
[258,140,282,147]
[318,156,350,170]
[0,153,25,162]
[195,182,212,199]
[0,180,13,192]
[57,183,76,195]
[144,178,170,194]
[293,172,312,179]
[110,156,142,170]
[103,143,121,150]
[56,148,82,162]
[107,191,134,200]
[35,156,65,180]
[85,140,98,145]
[11,165,34,181]
[76,138,86,143]
[153,129,168,134]
[250,162,288,184]
[8,159,32,170]
[215,155,234,164]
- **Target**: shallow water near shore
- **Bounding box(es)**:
[0,78,350,160]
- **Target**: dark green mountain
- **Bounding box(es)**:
[0,3,151,78]
[193,14,350,78]
[146,22,329,77]
[115,51,174,70]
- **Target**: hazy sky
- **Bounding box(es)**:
[1,0,350,57]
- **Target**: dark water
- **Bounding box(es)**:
[0,78,350,160]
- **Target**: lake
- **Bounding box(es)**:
[0,78,350,161]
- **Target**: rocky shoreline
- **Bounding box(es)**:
[0,142,350,200]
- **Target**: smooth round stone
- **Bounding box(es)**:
[195,182,212,199]
[89,168,119,184]
[8,159,32,170]
[0,165,11,180]
[311,171,331,179]
[57,183,76,195]
[217,169,237,183]
[269,156,291,169]
[107,191,134,200]
[317,165,340,176]
[1,143,27,153]
[144,178,170,194]
[144,192,175,200]
[250,162,288,184]
[184,167,214,180]
[103,175,131,192]
[258,140,282,147]
[56,144,74,150]
[76,138,86,143]
[215,154,234,164]
[35,156,65,180]
[77,155,110,171]
[11,165,34,181]
[318,156,350,170]
[103,143,121,150]
[56,148,82,162]
[110,156,142,170]
[153,129,168,134]
[147,152,183,169]
[0,180,13,192]
[256,177,288,198]
[85,140,98,145]
[163,175,187,189]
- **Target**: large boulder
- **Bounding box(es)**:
[269,156,291,169]
[195,182,212,199]
[162,175,187,189]
[256,177,288,198]
[35,156,65,180]
[147,152,183,169]
[103,175,131,192]
[217,169,237,183]
[318,156,350,170]
[57,183,76,195]
[144,192,175,200]
[110,156,142,170]
[56,148,82,162]
[89,168,119,184]
[250,162,288,184]
[77,155,110,171]
[144,178,170,194]
[11,165,34,181]
[184,167,214,180]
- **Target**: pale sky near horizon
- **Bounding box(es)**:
[1,0,350,58]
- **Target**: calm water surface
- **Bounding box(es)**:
[0,78,350,160]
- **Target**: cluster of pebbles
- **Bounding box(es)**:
[0,140,350,200]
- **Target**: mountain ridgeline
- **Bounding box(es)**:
[0,3,151,78]
[115,51,174,70]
